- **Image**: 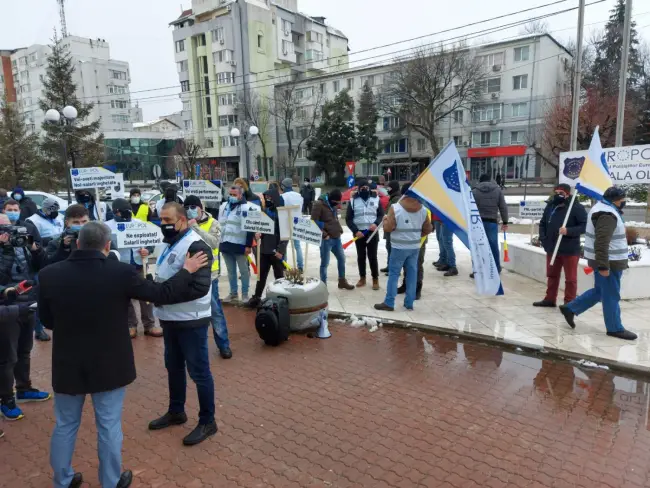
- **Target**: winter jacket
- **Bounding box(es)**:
[311,194,343,239]
[0,241,47,302]
[45,232,117,266]
[259,189,288,256]
[539,198,587,257]
[472,181,509,224]
[383,196,433,237]
[10,188,38,222]
[589,211,628,272]
[300,184,316,204]
[75,190,114,222]
[190,212,221,280]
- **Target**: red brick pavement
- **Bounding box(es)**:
[2,308,650,487]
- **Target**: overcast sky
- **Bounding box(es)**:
[2,0,649,121]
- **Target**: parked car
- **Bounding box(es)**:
[341,185,390,211]
[24,191,69,212]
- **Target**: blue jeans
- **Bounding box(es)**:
[440,223,456,267]
[434,221,447,264]
[567,270,625,333]
[294,239,304,270]
[163,325,215,425]
[319,238,346,283]
[51,387,125,488]
[385,248,419,309]
[483,222,501,272]
[210,278,230,351]
[221,252,249,296]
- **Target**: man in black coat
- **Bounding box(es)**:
[533,183,587,307]
[300,178,315,214]
[38,221,209,488]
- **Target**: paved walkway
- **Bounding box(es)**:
[218,230,650,373]
[4,308,650,487]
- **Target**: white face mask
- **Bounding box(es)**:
[130,197,141,204]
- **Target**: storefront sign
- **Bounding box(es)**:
[468,145,527,158]
[560,144,650,185]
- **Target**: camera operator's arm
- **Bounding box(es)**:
[0,235,15,286]
[29,241,47,272]
[37,281,53,330]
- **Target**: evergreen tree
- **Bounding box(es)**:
[634,47,650,145]
[0,95,42,188]
[356,83,379,174]
[590,0,643,95]
[307,90,359,184]
[39,37,103,188]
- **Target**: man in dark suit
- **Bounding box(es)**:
[38,222,209,488]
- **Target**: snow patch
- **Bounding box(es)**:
[344,314,383,331]
[422,337,434,354]
[268,277,321,294]
[574,359,610,370]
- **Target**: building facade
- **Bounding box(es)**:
[169,0,349,181]
[8,36,142,135]
[0,49,19,103]
[275,34,572,184]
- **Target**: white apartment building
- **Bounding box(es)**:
[276,34,572,183]
[10,36,142,135]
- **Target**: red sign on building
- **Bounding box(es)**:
[467,145,527,158]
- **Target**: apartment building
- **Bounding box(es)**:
[276,34,572,183]
[9,36,142,135]
[0,49,19,102]
[170,0,349,181]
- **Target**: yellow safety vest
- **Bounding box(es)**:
[198,217,220,273]
[134,203,149,222]
[420,209,431,247]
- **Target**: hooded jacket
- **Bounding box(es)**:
[383,196,433,237]
[311,194,343,239]
[472,181,508,223]
[10,187,38,221]
[260,189,288,255]
[75,190,113,222]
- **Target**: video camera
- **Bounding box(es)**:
[64,228,79,239]
[0,225,32,247]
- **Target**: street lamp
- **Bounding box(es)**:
[45,106,77,203]
[230,124,259,179]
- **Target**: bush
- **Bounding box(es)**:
[622,184,647,203]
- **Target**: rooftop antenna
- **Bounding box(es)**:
[57,0,68,38]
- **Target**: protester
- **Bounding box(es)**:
[559,187,637,340]
[381,181,401,274]
[185,195,232,359]
[45,205,90,265]
[247,188,287,308]
[26,197,64,244]
[105,199,161,339]
[346,178,384,290]
[129,188,154,222]
[38,221,209,488]
[472,174,509,277]
[279,178,305,271]
[235,177,261,207]
[374,190,432,311]
[378,175,386,186]
[300,178,315,215]
[218,182,258,302]
[495,172,503,189]
[534,183,587,307]
[149,203,218,446]
[10,187,37,221]
[75,189,112,222]
[155,184,183,217]
[435,221,457,276]
[0,213,50,421]
[311,189,354,289]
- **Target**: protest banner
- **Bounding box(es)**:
[241,210,275,235]
[182,180,223,204]
[292,217,322,246]
[560,144,650,186]
[115,220,164,248]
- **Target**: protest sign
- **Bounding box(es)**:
[182,180,223,204]
[70,167,123,191]
[292,217,322,246]
[519,200,545,220]
[115,220,164,248]
[241,210,275,234]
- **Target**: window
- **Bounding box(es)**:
[453,136,463,146]
[307,31,323,44]
[214,49,234,63]
[298,147,308,159]
[257,32,264,49]
[110,100,129,109]
[416,139,426,151]
[217,72,235,84]
[182,100,191,111]
[281,40,293,55]
[197,34,206,47]
[513,74,528,90]
[109,85,127,94]
[177,60,188,73]
[295,87,313,99]
[218,114,238,127]
[453,110,463,123]
[205,138,214,148]
[333,80,340,93]
[510,131,525,144]
[218,93,237,105]
[175,40,185,53]
[19,71,29,82]
[471,131,501,147]
[297,108,307,119]
[281,19,292,35]
[511,102,529,117]
[514,46,529,62]
[383,139,408,154]
[347,78,354,90]
[320,83,326,94]
[361,75,375,87]
[184,120,193,130]
[436,137,444,148]
[19,57,26,66]
[382,116,401,130]
[296,127,310,139]
[28,53,37,63]
[305,50,323,62]
[472,103,502,122]
[110,70,127,80]
[221,136,237,147]
[181,80,190,92]
[111,114,129,123]
[478,77,501,93]
[212,28,224,43]
[481,52,504,67]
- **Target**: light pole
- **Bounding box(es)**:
[45,106,78,203]
[231,124,258,180]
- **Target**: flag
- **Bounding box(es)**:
[575,126,612,200]
[405,141,504,296]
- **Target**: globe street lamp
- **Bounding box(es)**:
[230,125,259,179]
[45,106,78,203]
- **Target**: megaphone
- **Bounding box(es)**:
[313,309,331,339]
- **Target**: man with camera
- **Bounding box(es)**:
[45,205,90,266]
[0,213,50,421]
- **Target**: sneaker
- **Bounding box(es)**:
[436,265,450,272]
[559,305,576,329]
[183,421,218,446]
[219,347,233,359]
[443,267,459,277]
[374,303,394,312]
[144,327,163,337]
[1,400,24,421]
[380,267,388,273]
[16,389,51,403]
[241,294,249,303]
[607,330,638,341]
[432,260,441,267]
[68,473,83,488]
[223,293,238,303]
[35,330,51,341]
[149,412,188,430]
[116,471,133,488]
[533,300,556,308]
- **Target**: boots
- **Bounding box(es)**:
[416,282,422,300]
[356,278,366,288]
[338,278,355,290]
[397,283,406,294]
[372,278,380,290]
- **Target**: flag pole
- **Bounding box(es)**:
[549,191,578,266]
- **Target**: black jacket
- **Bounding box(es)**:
[10,188,38,222]
[45,232,118,266]
[37,249,197,395]
[300,184,315,204]
[539,198,587,256]
[260,189,288,256]
[0,243,46,302]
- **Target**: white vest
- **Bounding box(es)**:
[583,201,627,262]
[390,203,428,250]
[281,191,304,209]
[153,229,212,322]
[351,196,380,231]
[26,213,64,239]
[105,219,143,266]
[218,201,260,246]
[88,202,108,221]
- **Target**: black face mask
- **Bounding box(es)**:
[77,194,91,204]
[552,194,566,205]
[618,201,626,211]
[359,189,370,200]
[161,223,180,241]
[264,199,274,209]
[115,210,132,222]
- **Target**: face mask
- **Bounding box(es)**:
[618,201,626,210]
[5,211,19,223]
[265,199,274,209]
[48,211,59,219]
[69,224,83,232]
[187,208,199,220]
[161,223,180,241]
[228,196,239,204]
[115,210,132,222]
[77,194,91,204]
[553,194,566,204]
[13,194,22,202]
[359,189,370,200]
[131,197,141,204]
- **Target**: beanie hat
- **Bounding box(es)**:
[112,198,131,213]
[401,182,411,195]
[42,197,60,214]
[387,180,400,195]
[130,188,142,196]
[184,195,203,209]
[281,178,293,191]
[603,186,626,202]
[355,177,369,188]
[329,189,342,202]
[554,183,572,195]
[479,174,491,183]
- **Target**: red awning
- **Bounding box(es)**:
[467,145,527,158]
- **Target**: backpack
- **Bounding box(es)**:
[255,297,290,346]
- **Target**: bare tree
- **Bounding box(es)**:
[237,90,272,178]
[173,138,206,178]
[269,79,324,178]
[380,44,485,156]
[519,20,549,35]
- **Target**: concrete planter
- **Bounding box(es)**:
[266,278,329,331]
[502,241,650,300]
